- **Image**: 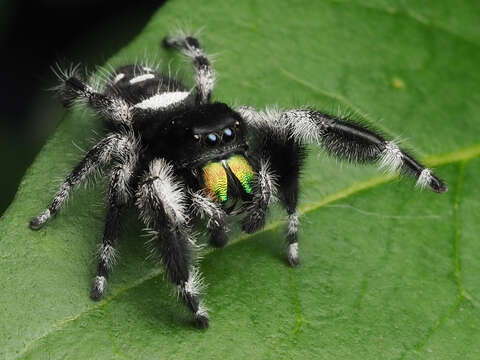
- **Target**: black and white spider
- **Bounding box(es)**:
[29,32,447,329]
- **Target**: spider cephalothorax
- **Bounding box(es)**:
[30,32,447,329]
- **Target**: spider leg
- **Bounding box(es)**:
[243,112,306,265]
[190,190,229,248]
[163,33,215,104]
[136,158,208,328]
[238,106,447,193]
[57,73,131,126]
[241,159,278,234]
[237,105,447,266]
[29,133,133,230]
[269,143,305,267]
[91,135,138,300]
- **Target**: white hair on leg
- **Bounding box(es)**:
[29,209,51,229]
[257,159,278,205]
[287,243,299,262]
[92,276,106,294]
[136,158,188,228]
[98,244,117,269]
[287,212,299,236]
[196,301,209,318]
[416,168,434,189]
[284,109,324,144]
[189,190,226,230]
[379,141,403,173]
[184,267,205,297]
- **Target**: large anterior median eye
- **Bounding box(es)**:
[222,128,235,142]
[205,133,219,146]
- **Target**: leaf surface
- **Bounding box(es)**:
[1,0,480,359]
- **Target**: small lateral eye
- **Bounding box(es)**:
[193,134,201,142]
[234,121,240,127]
[223,127,235,142]
[205,133,219,146]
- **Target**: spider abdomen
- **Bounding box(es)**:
[104,64,187,105]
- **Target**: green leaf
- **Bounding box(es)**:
[2,0,480,358]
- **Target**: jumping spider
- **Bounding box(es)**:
[29,33,447,329]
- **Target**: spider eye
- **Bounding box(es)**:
[205,133,219,146]
[223,128,235,142]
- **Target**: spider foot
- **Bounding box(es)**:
[241,210,266,234]
[194,307,209,329]
[209,229,228,248]
[59,76,89,108]
[29,209,51,230]
[90,276,107,301]
[286,243,300,267]
[162,36,175,48]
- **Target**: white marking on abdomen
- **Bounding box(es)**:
[134,92,190,110]
[112,73,125,84]
[129,73,155,84]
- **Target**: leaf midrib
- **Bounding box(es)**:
[16,142,480,359]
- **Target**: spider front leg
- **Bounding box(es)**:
[136,159,208,328]
[246,125,306,266]
[271,141,305,267]
[29,133,132,230]
[190,190,230,248]
[91,135,138,300]
[239,106,447,192]
[238,106,448,266]
[162,33,215,104]
[241,159,278,234]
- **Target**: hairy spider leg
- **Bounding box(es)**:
[190,190,230,248]
[238,107,447,192]
[249,125,307,266]
[163,34,215,104]
[91,134,138,300]
[241,159,278,234]
[237,106,447,265]
[241,114,307,266]
[60,76,132,126]
[29,133,133,230]
[136,159,208,328]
